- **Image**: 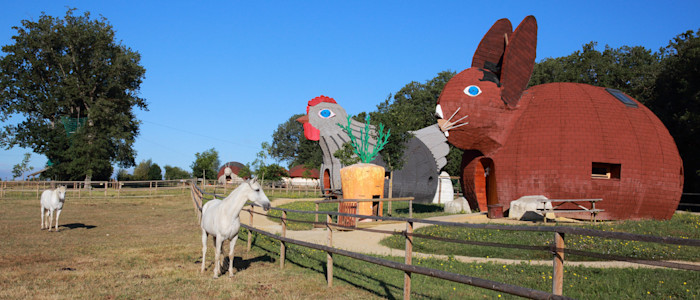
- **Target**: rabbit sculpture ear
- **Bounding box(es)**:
[472,18,513,75]
[500,15,537,107]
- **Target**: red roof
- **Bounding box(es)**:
[288,165,319,179]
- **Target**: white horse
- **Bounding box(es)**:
[200,177,271,278]
[40,185,67,232]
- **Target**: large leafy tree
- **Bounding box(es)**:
[191,148,220,180]
[147,163,162,180]
[164,165,191,180]
[646,29,700,192]
[132,159,153,180]
[256,163,289,182]
[529,42,660,103]
[0,9,147,181]
[269,114,323,169]
[372,70,463,175]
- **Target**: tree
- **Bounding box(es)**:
[238,164,252,180]
[147,163,162,180]
[116,168,132,181]
[371,70,463,175]
[191,148,220,180]
[132,159,154,180]
[269,114,323,169]
[0,8,147,181]
[251,142,270,180]
[256,164,289,182]
[12,152,34,180]
[646,29,700,192]
[164,165,191,180]
[529,42,660,103]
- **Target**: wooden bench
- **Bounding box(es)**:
[535,198,604,222]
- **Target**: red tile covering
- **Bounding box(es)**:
[288,165,320,179]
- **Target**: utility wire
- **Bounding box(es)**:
[142,120,258,149]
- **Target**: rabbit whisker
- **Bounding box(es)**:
[446,107,461,124]
[444,121,470,131]
[440,107,464,131]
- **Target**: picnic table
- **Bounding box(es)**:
[536,198,604,222]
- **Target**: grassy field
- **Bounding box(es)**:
[2,193,697,299]
[246,230,698,299]
[380,212,700,262]
[0,194,376,299]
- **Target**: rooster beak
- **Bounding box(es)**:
[296,115,309,124]
[297,115,320,141]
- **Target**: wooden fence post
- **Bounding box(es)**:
[327,213,333,287]
[104,182,108,197]
[404,220,413,300]
[315,203,319,224]
[280,211,287,269]
[247,205,253,252]
[553,231,565,295]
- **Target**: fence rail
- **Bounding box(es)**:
[0,179,323,200]
[190,181,700,299]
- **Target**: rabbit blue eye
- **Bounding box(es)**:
[464,85,482,97]
[318,109,335,119]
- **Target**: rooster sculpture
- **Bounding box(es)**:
[298,95,450,203]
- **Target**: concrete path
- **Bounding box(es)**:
[241,198,699,269]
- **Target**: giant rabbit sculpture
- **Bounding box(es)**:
[434,16,683,220]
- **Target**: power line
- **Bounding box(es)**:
[141,120,258,149]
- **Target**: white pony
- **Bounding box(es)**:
[200,177,271,278]
[40,185,67,232]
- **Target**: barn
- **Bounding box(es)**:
[217,162,246,184]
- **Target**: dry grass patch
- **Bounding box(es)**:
[0,195,377,299]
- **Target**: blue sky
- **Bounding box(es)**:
[1,0,699,180]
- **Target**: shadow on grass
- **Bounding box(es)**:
[392,203,444,215]
[60,223,97,230]
[218,254,275,276]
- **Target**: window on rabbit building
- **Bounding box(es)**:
[591,162,621,179]
[606,89,638,108]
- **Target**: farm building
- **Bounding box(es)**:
[282,165,320,188]
[217,161,246,184]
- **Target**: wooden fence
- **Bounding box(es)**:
[189,182,700,299]
[0,179,190,199]
[0,179,321,200]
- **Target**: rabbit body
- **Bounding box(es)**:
[435,16,683,220]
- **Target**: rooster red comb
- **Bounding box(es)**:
[306,95,337,113]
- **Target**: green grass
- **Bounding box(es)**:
[3,190,698,299]
[266,200,451,230]
[379,212,700,262]
[243,229,700,299]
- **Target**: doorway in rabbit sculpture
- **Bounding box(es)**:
[435,16,683,220]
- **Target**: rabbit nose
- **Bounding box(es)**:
[435,104,444,119]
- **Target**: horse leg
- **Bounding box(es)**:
[200,230,208,273]
[54,209,61,232]
[213,235,223,278]
[41,206,45,230]
[48,209,54,232]
[228,235,238,277]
